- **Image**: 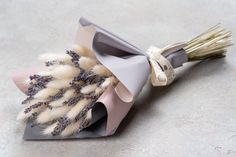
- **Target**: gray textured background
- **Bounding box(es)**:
[1,0,236,157]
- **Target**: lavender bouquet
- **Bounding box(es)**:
[12,18,232,140]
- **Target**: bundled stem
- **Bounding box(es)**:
[184,24,233,61]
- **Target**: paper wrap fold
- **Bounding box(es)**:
[77,18,150,100]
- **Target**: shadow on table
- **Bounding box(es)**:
[111,58,228,138]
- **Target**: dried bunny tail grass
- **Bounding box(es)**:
[17,101,47,121]
[37,65,80,79]
[63,89,76,99]
[22,98,45,107]
[72,44,95,58]
[79,57,98,70]
[39,53,72,64]
[48,98,67,107]
[46,79,71,89]
[61,109,92,137]
[49,65,80,79]
[36,106,72,124]
[60,121,81,137]
[43,122,57,135]
[66,99,91,120]
[34,88,60,99]
[80,83,98,94]
[17,108,34,121]
[92,65,112,77]
[184,24,233,61]
[101,76,117,88]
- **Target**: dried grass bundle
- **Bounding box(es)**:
[184,24,233,61]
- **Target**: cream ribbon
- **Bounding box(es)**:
[147,43,186,86]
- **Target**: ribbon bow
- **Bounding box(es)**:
[147,43,187,86]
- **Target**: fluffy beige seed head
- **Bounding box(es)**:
[95,87,103,95]
[46,79,71,89]
[63,89,76,99]
[49,98,67,108]
[39,53,72,64]
[17,103,46,121]
[73,45,95,58]
[79,57,98,70]
[80,84,97,94]
[36,109,51,124]
[43,122,58,135]
[17,109,30,121]
[34,88,59,99]
[92,65,111,77]
[85,109,92,121]
[101,76,117,88]
[61,121,80,137]
[50,65,80,79]
[37,106,72,124]
[67,99,90,119]
[61,109,92,137]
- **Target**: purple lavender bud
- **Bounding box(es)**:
[26,75,53,97]
[49,89,65,102]
[23,102,47,114]
[66,50,81,67]
[45,60,65,66]
[51,117,71,136]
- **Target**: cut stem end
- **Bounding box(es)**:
[184,24,233,61]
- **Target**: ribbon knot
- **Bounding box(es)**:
[147,43,187,86]
[147,46,176,86]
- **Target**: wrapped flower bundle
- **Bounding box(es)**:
[12,18,232,140]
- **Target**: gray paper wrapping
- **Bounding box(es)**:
[77,17,150,101]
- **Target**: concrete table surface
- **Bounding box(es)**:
[0,0,236,157]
